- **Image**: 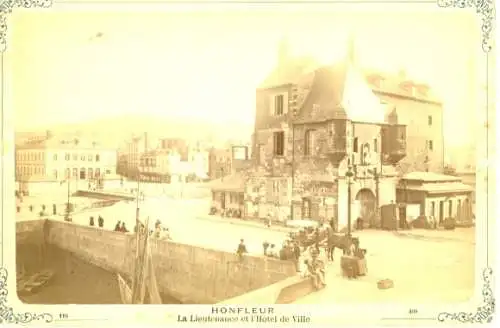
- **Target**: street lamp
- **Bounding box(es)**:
[64,170,72,222]
[346,165,354,236]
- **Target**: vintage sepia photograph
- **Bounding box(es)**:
[1,0,495,325]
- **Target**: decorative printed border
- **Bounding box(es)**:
[437,0,495,52]
[0,0,53,52]
[437,268,495,323]
[0,268,54,324]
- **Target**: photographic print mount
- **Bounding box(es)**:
[0,0,496,326]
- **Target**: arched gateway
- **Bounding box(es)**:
[355,188,376,227]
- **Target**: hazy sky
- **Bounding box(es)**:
[9,5,484,148]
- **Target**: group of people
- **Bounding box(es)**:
[303,248,327,289]
[133,219,172,241]
[114,220,129,232]
[262,239,301,270]
[88,215,105,228]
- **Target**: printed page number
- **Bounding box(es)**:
[408,309,418,314]
[59,313,69,319]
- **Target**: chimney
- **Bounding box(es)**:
[346,32,356,66]
[278,35,290,65]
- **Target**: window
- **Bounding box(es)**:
[88,155,93,161]
[53,170,58,179]
[274,94,284,116]
[106,169,111,174]
[95,154,100,162]
[373,138,378,152]
[65,153,70,161]
[53,154,58,161]
[72,168,78,177]
[428,115,433,126]
[81,155,86,161]
[273,131,285,156]
[73,154,78,161]
[448,200,452,217]
[95,168,101,177]
[428,140,434,151]
[302,198,311,218]
[430,201,435,217]
[88,168,93,179]
[65,168,70,178]
[304,129,316,156]
[353,137,359,152]
[80,168,86,180]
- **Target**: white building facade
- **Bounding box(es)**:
[16,134,117,193]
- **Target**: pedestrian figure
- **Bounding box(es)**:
[236,239,248,261]
[267,244,278,258]
[293,242,301,272]
[314,228,321,251]
[120,222,128,233]
[98,216,104,228]
[114,221,121,232]
[262,241,270,256]
[53,204,57,215]
[154,225,161,239]
[89,216,95,226]
[356,216,363,230]
[161,228,171,240]
[266,213,272,228]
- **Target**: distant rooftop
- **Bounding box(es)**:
[401,172,461,183]
[16,133,110,150]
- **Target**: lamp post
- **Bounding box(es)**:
[346,165,354,236]
[64,170,71,221]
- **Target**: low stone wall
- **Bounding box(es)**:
[22,220,296,304]
[74,190,135,201]
[218,275,315,304]
[16,219,47,245]
[16,220,49,273]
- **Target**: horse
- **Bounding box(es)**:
[325,233,358,261]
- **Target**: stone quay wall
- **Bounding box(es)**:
[16,219,296,304]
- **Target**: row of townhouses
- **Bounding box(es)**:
[15,131,119,194]
[116,132,252,183]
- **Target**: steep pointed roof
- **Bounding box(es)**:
[258,55,319,89]
[294,63,349,123]
[341,62,386,124]
[294,62,386,124]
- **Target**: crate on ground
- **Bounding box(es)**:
[377,279,394,289]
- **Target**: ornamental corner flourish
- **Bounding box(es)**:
[437,0,495,52]
[0,267,54,324]
[437,267,496,324]
[0,0,53,52]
